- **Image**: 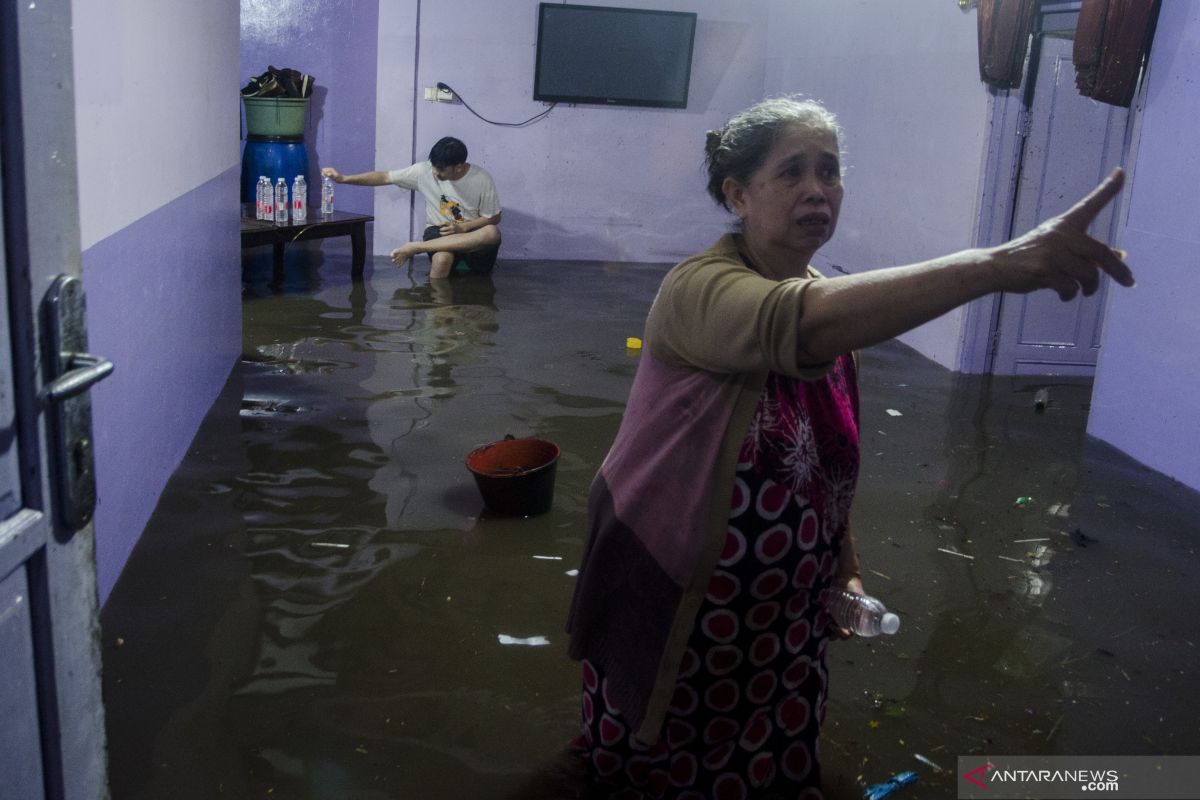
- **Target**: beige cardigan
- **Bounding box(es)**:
[567,234,859,742]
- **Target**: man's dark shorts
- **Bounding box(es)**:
[422,225,500,275]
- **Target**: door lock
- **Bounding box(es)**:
[43,275,113,530]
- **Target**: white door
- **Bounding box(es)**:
[1,2,110,798]
[992,33,1129,376]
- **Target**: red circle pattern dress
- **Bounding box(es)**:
[578,353,860,800]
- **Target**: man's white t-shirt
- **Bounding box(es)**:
[387,161,501,228]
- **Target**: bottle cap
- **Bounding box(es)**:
[880,612,900,635]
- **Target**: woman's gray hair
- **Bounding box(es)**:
[705,96,843,210]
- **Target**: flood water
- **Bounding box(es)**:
[101,242,1200,800]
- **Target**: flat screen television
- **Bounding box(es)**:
[533,3,698,109]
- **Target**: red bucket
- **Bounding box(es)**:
[465,435,560,516]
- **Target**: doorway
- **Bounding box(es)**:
[964,4,1137,376]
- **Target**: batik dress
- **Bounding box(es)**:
[579,353,860,800]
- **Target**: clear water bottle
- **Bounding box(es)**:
[823,587,900,637]
[255,177,262,219]
[321,175,334,216]
[274,177,288,224]
[256,176,269,220]
[292,175,307,223]
[260,177,274,221]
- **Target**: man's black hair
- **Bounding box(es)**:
[429,137,468,169]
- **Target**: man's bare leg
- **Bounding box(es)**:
[390,224,501,266]
[429,252,455,279]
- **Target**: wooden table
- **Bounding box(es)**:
[240,206,375,278]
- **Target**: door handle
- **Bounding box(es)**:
[43,275,113,530]
[42,352,114,401]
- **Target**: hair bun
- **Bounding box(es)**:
[705,129,723,157]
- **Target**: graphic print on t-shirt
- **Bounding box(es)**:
[439,194,464,222]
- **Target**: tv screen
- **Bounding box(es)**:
[533,3,698,109]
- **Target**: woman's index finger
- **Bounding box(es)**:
[1060,167,1125,229]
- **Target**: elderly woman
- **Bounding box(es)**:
[565,97,1133,800]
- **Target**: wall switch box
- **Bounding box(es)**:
[423,87,454,102]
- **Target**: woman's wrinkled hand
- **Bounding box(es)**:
[988,168,1135,301]
[830,574,864,640]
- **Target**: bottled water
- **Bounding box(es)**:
[260,176,274,221]
[321,175,334,216]
[292,175,307,223]
[274,177,288,224]
[823,587,900,637]
[256,176,269,220]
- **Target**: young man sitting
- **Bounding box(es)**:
[321,136,501,278]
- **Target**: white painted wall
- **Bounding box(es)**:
[72,0,240,249]
[763,0,990,369]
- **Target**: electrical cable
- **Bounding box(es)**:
[435,82,556,127]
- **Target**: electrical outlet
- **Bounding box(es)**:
[423,86,455,102]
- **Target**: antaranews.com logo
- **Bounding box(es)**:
[957,756,1200,799]
[962,761,1119,792]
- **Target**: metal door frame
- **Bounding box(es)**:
[1,0,110,796]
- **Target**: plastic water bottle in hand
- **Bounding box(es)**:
[292,175,307,223]
[321,175,334,216]
[823,587,900,637]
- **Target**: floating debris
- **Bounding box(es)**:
[868,569,892,581]
[1046,502,1071,518]
[1014,496,1033,507]
[1034,388,1049,412]
[885,409,903,417]
[565,569,579,577]
[913,753,944,772]
[937,547,974,560]
[864,770,918,800]
[312,541,350,549]
[1012,537,1050,543]
[532,555,562,561]
[497,634,550,647]
[997,555,1025,564]
[1046,713,1065,741]
[625,337,642,350]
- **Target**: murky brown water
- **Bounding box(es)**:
[102,242,1200,800]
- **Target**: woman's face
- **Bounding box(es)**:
[725,123,843,264]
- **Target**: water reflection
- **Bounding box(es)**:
[362,274,500,530]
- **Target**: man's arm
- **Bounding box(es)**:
[439,212,501,235]
[321,167,392,186]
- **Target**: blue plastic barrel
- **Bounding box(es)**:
[241,136,309,203]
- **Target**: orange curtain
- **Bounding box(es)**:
[1074,0,1161,107]
[977,0,1037,89]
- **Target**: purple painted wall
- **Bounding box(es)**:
[240,0,380,216]
[1089,1,1200,491]
[71,0,243,602]
[84,171,241,600]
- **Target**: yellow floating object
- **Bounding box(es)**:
[626,337,643,350]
